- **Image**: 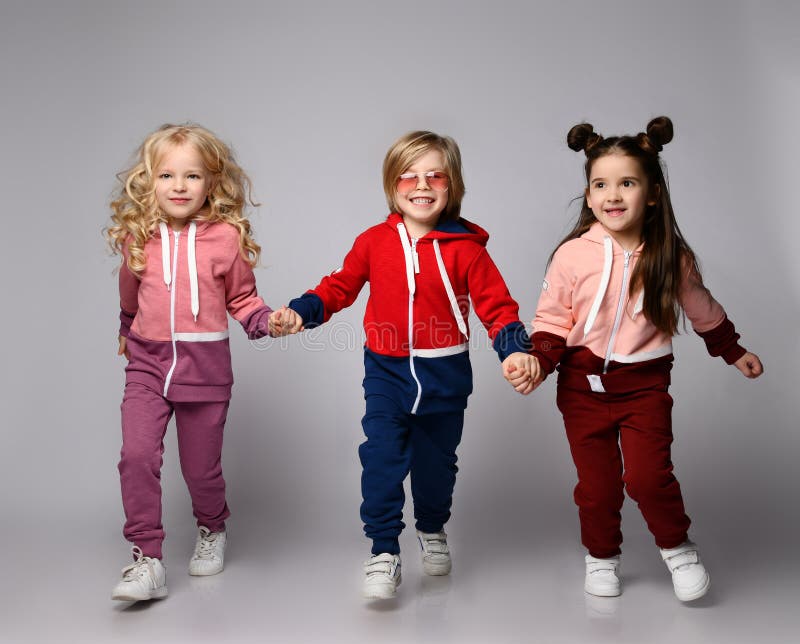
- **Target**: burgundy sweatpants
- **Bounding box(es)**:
[556,386,691,559]
[119,382,231,559]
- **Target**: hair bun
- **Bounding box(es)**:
[567,123,602,153]
[643,116,673,152]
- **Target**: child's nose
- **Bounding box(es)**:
[417,175,430,190]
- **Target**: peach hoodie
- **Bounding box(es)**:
[531,222,745,394]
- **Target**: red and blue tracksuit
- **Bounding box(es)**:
[289,213,530,554]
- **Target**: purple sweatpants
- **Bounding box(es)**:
[118,382,231,559]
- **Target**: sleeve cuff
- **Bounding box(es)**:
[492,322,532,361]
[288,292,325,328]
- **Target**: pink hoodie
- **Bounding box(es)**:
[531,222,745,393]
[118,220,271,401]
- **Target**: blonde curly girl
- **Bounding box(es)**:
[107,123,261,274]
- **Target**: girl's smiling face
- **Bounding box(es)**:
[395,148,449,238]
[586,152,656,250]
[154,142,212,231]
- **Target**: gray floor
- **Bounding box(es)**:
[5,503,797,644]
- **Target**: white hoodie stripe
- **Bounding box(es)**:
[584,236,613,337]
[397,223,423,413]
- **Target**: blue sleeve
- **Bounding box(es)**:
[492,321,532,361]
[288,292,325,328]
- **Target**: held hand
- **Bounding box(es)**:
[269,306,305,337]
[502,352,541,395]
[117,335,130,361]
[734,351,764,379]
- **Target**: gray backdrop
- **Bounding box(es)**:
[1,1,797,643]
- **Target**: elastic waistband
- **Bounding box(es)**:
[557,363,671,394]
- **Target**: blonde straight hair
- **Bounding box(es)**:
[382,130,465,222]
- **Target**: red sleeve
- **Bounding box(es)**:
[467,248,523,340]
[307,234,370,322]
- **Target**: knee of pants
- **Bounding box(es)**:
[624,467,676,504]
[119,445,162,476]
[575,479,624,512]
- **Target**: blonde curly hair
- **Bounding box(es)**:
[106,123,261,274]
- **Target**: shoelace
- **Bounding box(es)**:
[195,529,220,560]
[121,546,155,581]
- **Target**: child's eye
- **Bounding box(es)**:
[188,174,202,180]
[622,180,634,187]
[594,181,605,189]
[158,172,172,179]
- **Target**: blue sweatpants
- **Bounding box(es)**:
[359,394,464,555]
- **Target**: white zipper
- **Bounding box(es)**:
[603,250,632,374]
[407,237,422,413]
[163,230,181,396]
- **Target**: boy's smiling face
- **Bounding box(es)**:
[395,148,449,238]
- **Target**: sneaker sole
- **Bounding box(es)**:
[584,583,621,597]
[675,573,710,602]
[363,576,402,600]
[189,563,224,576]
[422,560,452,576]
[111,586,169,602]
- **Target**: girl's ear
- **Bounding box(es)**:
[585,187,593,209]
[647,183,661,206]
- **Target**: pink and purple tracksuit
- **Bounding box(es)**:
[117,220,271,558]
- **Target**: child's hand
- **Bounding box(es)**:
[502,352,542,395]
[733,351,763,379]
[117,335,130,361]
[269,306,304,337]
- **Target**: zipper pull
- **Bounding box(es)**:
[411,238,420,274]
[624,250,631,267]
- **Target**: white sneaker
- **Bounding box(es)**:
[363,553,401,599]
[660,541,710,601]
[417,530,451,576]
[189,526,226,576]
[584,554,621,597]
[111,546,168,601]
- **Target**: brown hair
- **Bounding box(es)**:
[382,130,465,222]
[557,116,699,335]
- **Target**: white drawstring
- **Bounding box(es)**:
[433,239,468,338]
[187,221,199,320]
[159,222,172,289]
[397,223,416,296]
[584,236,613,338]
[632,290,644,319]
[159,221,199,320]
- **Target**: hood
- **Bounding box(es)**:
[385,213,489,246]
[581,221,643,255]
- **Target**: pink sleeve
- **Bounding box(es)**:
[532,249,575,339]
[680,257,746,364]
[118,246,140,337]
[224,252,271,324]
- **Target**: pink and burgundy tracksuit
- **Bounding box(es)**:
[531,222,747,559]
[117,220,271,559]
[289,214,530,555]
